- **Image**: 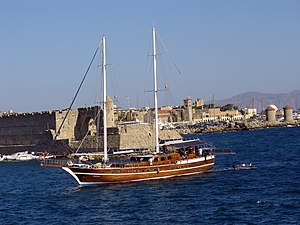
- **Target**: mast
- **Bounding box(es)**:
[152,27,160,154]
[102,35,108,162]
[213,94,215,122]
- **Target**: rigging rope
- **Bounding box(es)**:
[61,140,74,153]
[53,39,102,140]
[157,32,181,75]
[75,108,102,154]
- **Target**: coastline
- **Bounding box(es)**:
[175,120,300,134]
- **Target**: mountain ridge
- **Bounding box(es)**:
[215,90,300,111]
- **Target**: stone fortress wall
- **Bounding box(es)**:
[69,124,181,153]
[0,107,102,155]
[0,111,56,154]
[118,124,180,150]
[0,104,181,155]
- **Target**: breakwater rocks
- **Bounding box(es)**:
[176,120,300,134]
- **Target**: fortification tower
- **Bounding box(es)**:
[265,105,277,123]
[283,105,293,123]
[183,98,193,122]
[195,98,204,108]
[106,96,115,127]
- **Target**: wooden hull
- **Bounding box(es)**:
[62,156,215,186]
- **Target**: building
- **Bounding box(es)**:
[193,108,242,122]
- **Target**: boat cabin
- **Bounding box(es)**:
[129,153,181,166]
[163,138,215,159]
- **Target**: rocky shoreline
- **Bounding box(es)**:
[176,120,300,134]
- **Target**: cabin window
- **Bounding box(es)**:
[154,158,159,162]
[167,156,172,160]
[161,157,166,161]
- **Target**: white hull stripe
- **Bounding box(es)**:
[62,167,82,184]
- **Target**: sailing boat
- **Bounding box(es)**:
[60,28,215,185]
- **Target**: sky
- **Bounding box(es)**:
[1,0,300,112]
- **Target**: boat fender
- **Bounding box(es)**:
[67,160,73,166]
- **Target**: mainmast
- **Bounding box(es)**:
[102,35,108,162]
[152,27,159,154]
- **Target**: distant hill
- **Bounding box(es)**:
[215,90,300,112]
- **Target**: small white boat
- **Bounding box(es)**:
[32,152,54,160]
[232,163,256,170]
[1,151,54,162]
[11,151,35,161]
[0,151,35,162]
[0,154,14,161]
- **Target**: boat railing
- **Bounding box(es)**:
[41,159,71,168]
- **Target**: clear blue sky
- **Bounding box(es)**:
[1,0,300,112]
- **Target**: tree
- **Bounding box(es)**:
[220,104,238,111]
[202,104,215,109]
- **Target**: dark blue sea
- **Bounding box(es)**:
[1,127,300,224]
